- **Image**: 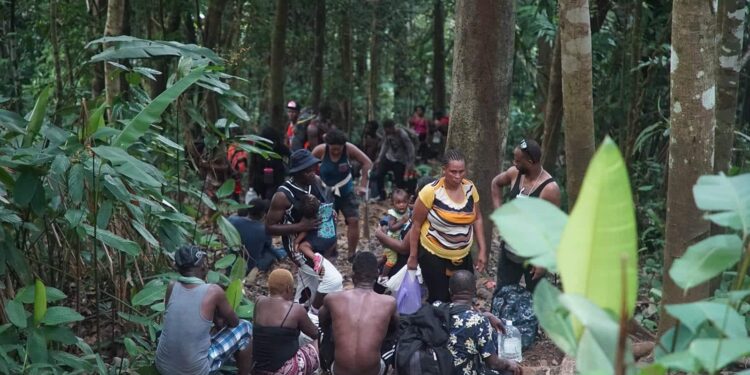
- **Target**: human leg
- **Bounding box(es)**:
[496,244,525,288]
[390,161,407,191]
[417,245,451,303]
[336,192,361,259]
[208,319,253,373]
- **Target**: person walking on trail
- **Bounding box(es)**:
[155,245,253,375]
[407,150,488,303]
[408,105,429,162]
[252,269,320,375]
[490,139,561,292]
[441,271,523,375]
[265,149,343,312]
[319,252,399,375]
[285,101,301,150]
[374,119,416,200]
[311,129,372,261]
[227,199,287,273]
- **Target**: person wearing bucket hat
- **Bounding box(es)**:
[266,149,344,313]
[156,245,253,375]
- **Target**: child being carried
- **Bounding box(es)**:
[294,194,337,274]
[379,189,410,281]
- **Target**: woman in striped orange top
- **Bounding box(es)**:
[407,149,487,303]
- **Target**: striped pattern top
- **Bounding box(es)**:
[418,177,479,260]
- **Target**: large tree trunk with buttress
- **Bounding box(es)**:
[447,0,514,257]
[269,0,290,131]
[658,0,716,335]
[560,0,596,207]
[715,0,746,173]
[541,33,563,172]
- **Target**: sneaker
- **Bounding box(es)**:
[313,253,324,274]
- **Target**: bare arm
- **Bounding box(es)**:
[491,168,515,209]
[265,192,319,236]
[311,144,326,159]
[318,297,332,330]
[212,285,240,327]
[296,305,320,339]
[164,281,175,307]
[307,124,320,149]
[539,182,562,207]
[473,204,487,273]
[407,200,429,269]
[375,226,412,255]
[347,143,372,190]
[401,130,416,169]
[387,299,399,335]
[485,355,522,375]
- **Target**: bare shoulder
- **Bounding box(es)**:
[311,144,325,158]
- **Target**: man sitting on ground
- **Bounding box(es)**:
[444,270,522,375]
[228,198,287,273]
[319,252,399,375]
[156,245,253,375]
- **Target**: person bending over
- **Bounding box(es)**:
[156,245,253,375]
[319,252,399,375]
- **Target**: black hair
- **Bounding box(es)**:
[520,139,542,163]
[414,105,425,112]
[325,128,347,146]
[391,188,408,201]
[448,270,476,295]
[299,194,320,219]
[246,198,269,219]
[442,149,465,166]
[352,251,379,282]
[416,176,434,193]
[383,119,396,129]
[365,120,379,135]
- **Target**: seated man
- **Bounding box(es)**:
[156,245,253,375]
[228,198,287,273]
[319,252,399,375]
[444,270,522,375]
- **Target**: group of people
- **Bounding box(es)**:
[159,100,562,374]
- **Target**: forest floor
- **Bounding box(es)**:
[244,199,570,371]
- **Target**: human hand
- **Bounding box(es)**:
[505,360,522,375]
[474,257,486,274]
[299,217,321,232]
[356,186,367,196]
[531,266,547,280]
[407,255,418,270]
[485,313,506,334]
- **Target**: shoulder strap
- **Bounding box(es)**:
[531,178,555,197]
[280,302,295,327]
[511,173,522,192]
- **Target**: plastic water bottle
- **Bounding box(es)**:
[244,188,258,204]
[500,320,523,362]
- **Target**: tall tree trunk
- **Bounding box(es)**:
[447,0,514,254]
[560,0,596,207]
[50,0,63,111]
[658,0,717,335]
[367,2,380,121]
[432,0,446,113]
[104,0,126,110]
[203,0,228,124]
[536,35,553,117]
[392,16,408,118]
[541,33,563,172]
[89,0,106,99]
[622,0,645,165]
[269,0,290,131]
[715,0,747,173]
[311,0,326,111]
[339,1,353,134]
[8,0,22,112]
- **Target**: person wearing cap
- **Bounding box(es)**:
[285,101,301,149]
[228,198,287,273]
[155,245,253,375]
[374,119,416,201]
[311,128,372,261]
[265,149,344,313]
[490,139,561,292]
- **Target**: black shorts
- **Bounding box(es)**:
[334,191,360,219]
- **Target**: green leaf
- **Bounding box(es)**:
[33,280,46,327]
[491,198,567,271]
[637,364,666,375]
[655,351,700,373]
[13,171,43,207]
[225,279,243,311]
[533,279,577,355]
[217,179,236,199]
[215,254,237,270]
[237,302,255,319]
[131,221,159,247]
[92,146,164,187]
[688,338,750,373]
[692,173,750,234]
[557,137,638,335]
[68,164,85,205]
[85,102,107,139]
[43,326,78,345]
[42,307,84,325]
[22,87,51,147]
[665,302,746,338]
[218,216,242,248]
[132,284,167,306]
[559,294,621,373]
[88,36,223,65]
[124,337,140,357]
[113,67,206,149]
[0,109,27,134]
[4,300,27,328]
[15,286,66,304]
[82,224,141,256]
[230,256,247,281]
[27,327,48,363]
[218,97,250,121]
[669,234,743,291]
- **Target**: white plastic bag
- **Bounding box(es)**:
[384,265,421,293]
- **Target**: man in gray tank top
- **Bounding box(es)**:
[155,245,253,375]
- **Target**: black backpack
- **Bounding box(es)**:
[395,303,470,375]
[491,284,538,350]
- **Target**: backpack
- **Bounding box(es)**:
[394,303,469,375]
[491,284,538,349]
